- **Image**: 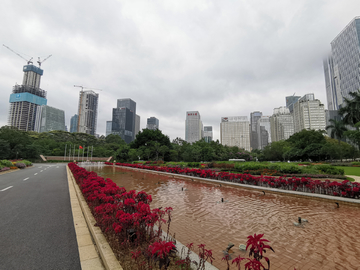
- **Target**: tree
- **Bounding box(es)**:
[326,119,347,144]
[0,139,10,159]
[339,90,360,126]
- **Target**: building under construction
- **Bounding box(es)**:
[8,64,47,131]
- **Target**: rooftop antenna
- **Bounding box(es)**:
[3,44,33,64]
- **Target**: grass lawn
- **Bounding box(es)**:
[335,166,360,176]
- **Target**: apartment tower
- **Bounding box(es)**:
[77,90,99,135]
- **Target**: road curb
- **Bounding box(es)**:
[67,166,123,270]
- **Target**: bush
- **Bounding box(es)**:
[22,160,32,166]
[0,160,13,167]
[15,162,26,169]
[314,164,344,175]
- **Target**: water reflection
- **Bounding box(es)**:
[85,165,360,270]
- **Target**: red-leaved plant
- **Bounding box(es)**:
[222,233,274,270]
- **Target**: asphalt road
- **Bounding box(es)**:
[0,163,81,270]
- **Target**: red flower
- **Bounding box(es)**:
[148,241,176,259]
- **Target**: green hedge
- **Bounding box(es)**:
[0,160,13,167]
[314,164,344,175]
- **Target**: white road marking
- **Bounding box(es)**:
[40,170,43,172]
[34,173,38,175]
[23,178,29,181]
[1,186,13,192]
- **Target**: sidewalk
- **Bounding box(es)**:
[66,166,123,270]
[347,175,360,183]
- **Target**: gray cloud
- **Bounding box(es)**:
[1,0,358,141]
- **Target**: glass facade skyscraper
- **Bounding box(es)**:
[34,105,65,133]
[250,111,262,150]
[203,126,213,143]
[323,17,360,110]
[146,117,159,130]
[70,114,78,133]
[111,98,137,143]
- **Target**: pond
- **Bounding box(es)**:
[84,164,360,270]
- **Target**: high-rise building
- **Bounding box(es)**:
[250,111,262,150]
[270,106,294,142]
[135,115,140,137]
[77,90,99,135]
[292,94,326,133]
[185,111,203,143]
[146,117,159,130]
[323,17,360,110]
[203,126,213,143]
[34,105,65,133]
[220,116,250,151]
[257,116,271,150]
[111,98,136,143]
[70,114,78,133]
[106,121,112,137]
[285,95,301,113]
[8,64,47,131]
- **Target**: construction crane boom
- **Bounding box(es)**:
[3,44,33,64]
[38,55,52,67]
[74,85,102,92]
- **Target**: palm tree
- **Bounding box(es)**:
[326,119,348,144]
[339,90,360,127]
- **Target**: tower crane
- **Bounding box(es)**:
[3,44,33,64]
[74,85,103,92]
[37,55,52,67]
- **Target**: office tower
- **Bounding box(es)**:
[257,116,271,150]
[34,105,65,133]
[135,115,140,136]
[220,116,250,151]
[203,126,213,143]
[293,94,326,133]
[286,95,301,113]
[8,64,47,131]
[146,117,159,130]
[323,17,360,110]
[106,121,112,136]
[185,111,203,143]
[250,111,262,150]
[77,90,99,135]
[270,106,294,142]
[111,98,136,143]
[70,114,78,133]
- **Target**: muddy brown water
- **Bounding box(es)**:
[83,165,360,270]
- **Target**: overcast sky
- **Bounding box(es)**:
[1,0,358,141]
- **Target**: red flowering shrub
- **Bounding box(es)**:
[113,163,360,199]
[68,162,177,268]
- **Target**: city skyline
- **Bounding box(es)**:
[0,1,358,141]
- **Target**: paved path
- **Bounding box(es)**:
[0,163,81,270]
[347,175,360,183]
